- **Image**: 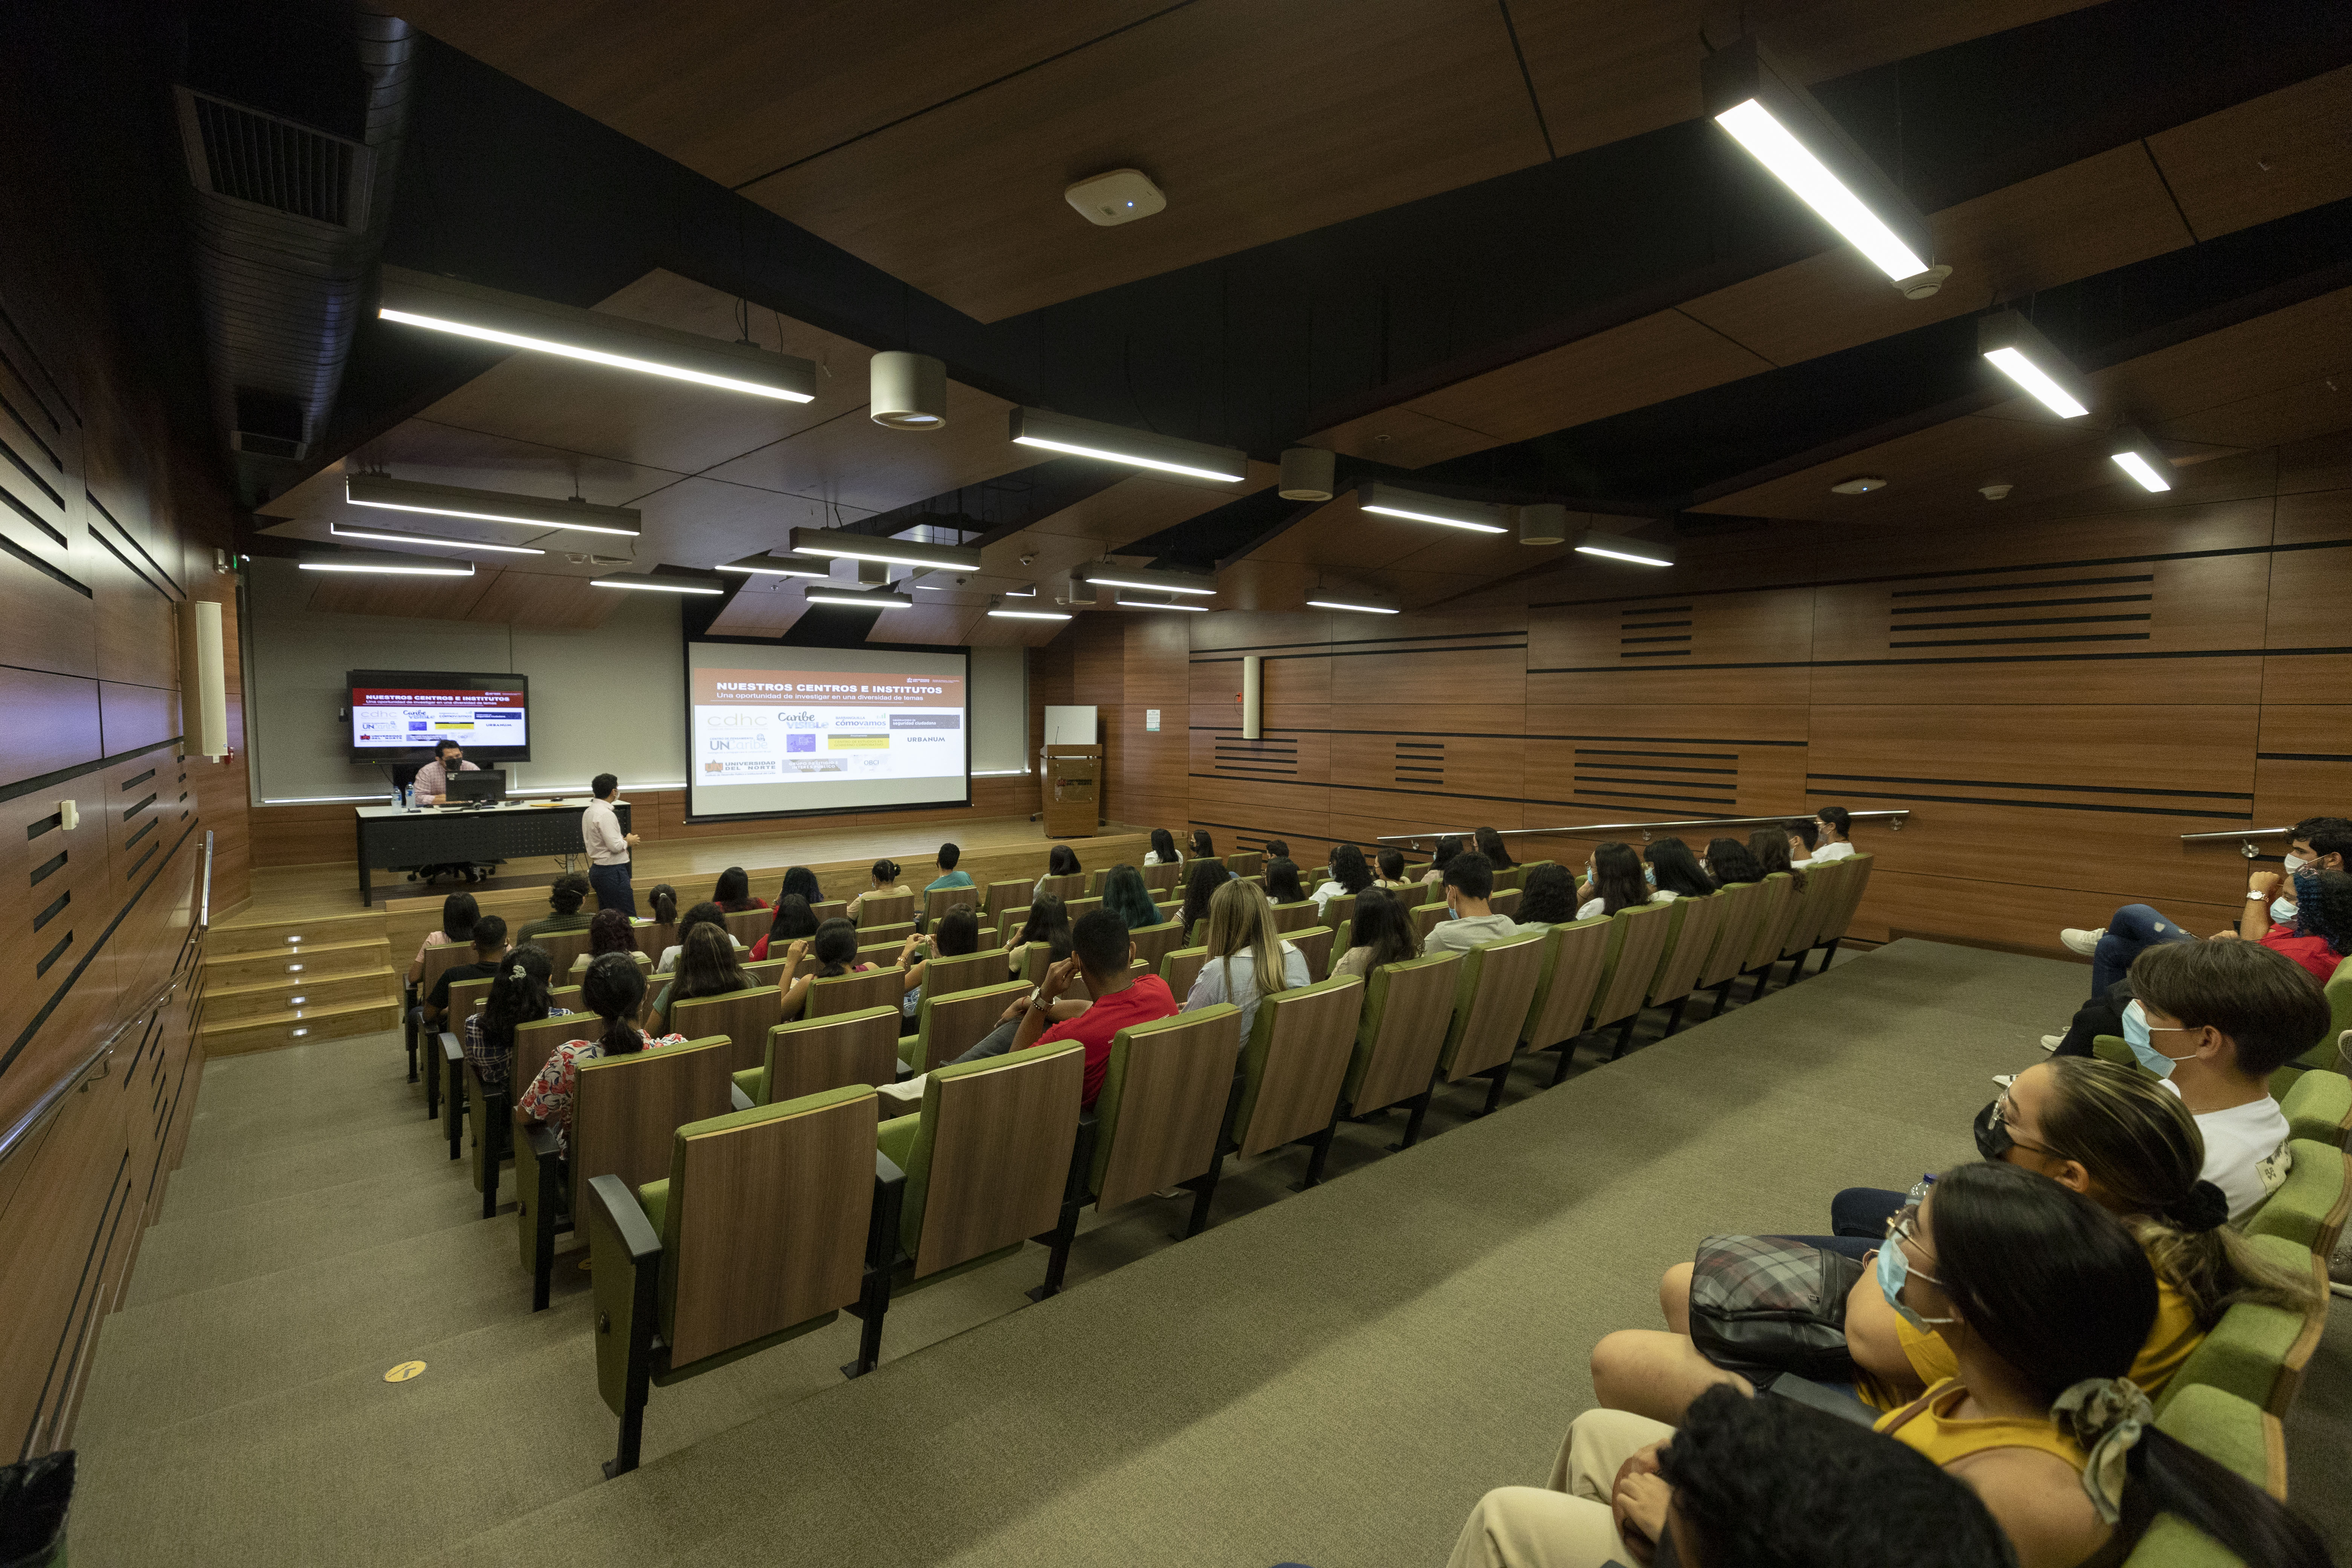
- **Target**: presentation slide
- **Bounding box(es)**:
[684,643,968,819]
[348,671,530,759]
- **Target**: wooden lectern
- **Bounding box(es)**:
[1041,744,1102,838]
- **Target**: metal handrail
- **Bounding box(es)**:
[2180,826,2292,859]
[1377,808,1911,847]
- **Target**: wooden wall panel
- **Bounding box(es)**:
[2252,705,2352,828]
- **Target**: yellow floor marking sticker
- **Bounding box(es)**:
[383,1361,427,1383]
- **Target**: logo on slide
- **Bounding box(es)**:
[707,735,767,753]
[786,733,814,753]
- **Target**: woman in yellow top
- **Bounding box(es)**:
[1590,1057,2317,1423]
[1450,1164,2325,1568]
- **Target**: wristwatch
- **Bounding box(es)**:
[2248,891,2267,900]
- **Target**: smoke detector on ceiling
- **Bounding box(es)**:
[1064,168,1165,227]
[1980,483,2014,501]
[1829,476,1888,495]
[1893,263,1954,300]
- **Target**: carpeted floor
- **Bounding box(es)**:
[68,940,2350,1566]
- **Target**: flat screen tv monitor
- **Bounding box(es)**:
[443,770,508,804]
[347,670,531,764]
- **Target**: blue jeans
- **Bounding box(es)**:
[588,862,636,919]
[1831,1186,1909,1242]
[2093,903,2197,997]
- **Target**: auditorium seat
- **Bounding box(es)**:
[516,1034,734,1310]
[1227,975,1362,1193]
[1269,899,1318,933]
[1335,951,1459,1153]
[1324,918,1353,978]
[1429,932,1548,1121]
[586,1085,888,1476]
[1141,862,1181,896]
[2159,1235,2327,1419]
[806,968,903,1021]
[1286,924,1335,981]
[718,908,770,946]
[507,1011,586,1108]
[855,890,914,929]
[1586,902,1678,1061]
[1062,958,1152,1002]
[1035,873,1085,900]
[1519,917,1613,1086]
[1642,889,1730,1035]
[1693,879,1773,1018]
[1805,852,1875,975]
[810,898,849,926]
[1128,917,1187,970]
[1319,891,1357,933]
[984,879,1035,924]
[922,886,974,922]
[2245,1139,2351,1256]
[856,919,917,948]
[2281,1067,2352,1147]
[1410,902,1451,943]
[1034,1006,1243,1297]
[2118,1386,2286,1567]
[450,1031,511,1218]
[668,986,785,1072]
[917,948,1003,1000]
[1225,851,1264,878]
[1490,865,1523,893]
[1161,945,1208,1000]
[730,1006,901,1107]
[903,978,1029,1072]
[1736,872,1800,999]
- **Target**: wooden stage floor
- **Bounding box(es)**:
[233,816,1147,923]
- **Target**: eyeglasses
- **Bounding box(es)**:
[1885,1206,1946,1285]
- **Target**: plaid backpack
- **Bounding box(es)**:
[1686,1234,1867,1383]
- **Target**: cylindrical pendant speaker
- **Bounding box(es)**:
[869,351,948,429]
[1518,502,1568,545]
[1242,654,1263,741]
[177,599,229,757]
[1278,447,1335,501]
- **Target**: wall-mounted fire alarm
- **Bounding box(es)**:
[1064,169,1166,227]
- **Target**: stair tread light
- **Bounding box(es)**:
[1702,39,1932,283]
[1570,528,1676,568]
[716,552,831,579]
[346,473,643,537]
[805,587,914,609]
[1977,310,2091,419]
[376,266,815,402]
[590,573,727,594]
[328,522,545,555]
[2109,425,2173,493]
[1079,562,1217,596]
[788,527,981,572]
[300,553,476,577]
[1358,482,1510,534]
[1008,407,1247,484]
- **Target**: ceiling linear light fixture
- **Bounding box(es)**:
[1358,482,1511,535]
[2108,425,2173,493]
[375,266,816,402]
[988,596,1071,621]
[869,351,948,429]
[1078,562,1217,597]
[1008,407,1248,484]
[327,522,545,555]
[590,573,728,595]
[345,473,643,537]
[1701,38,1938,288]
[299,553,476,577]
[1977,310,2092,419]
[715,551,831,579]
[1113,591,1210,612]
[786,527,982,573]
[1571,528,1677,568]
[1306,577,1400,614]
[805,587,914,609]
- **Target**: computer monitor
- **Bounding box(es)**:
[444,770,508,805]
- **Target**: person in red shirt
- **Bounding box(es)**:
[2225,866,2352,986]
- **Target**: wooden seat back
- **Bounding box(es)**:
[1236,977,1362,1158]
[1696,881,1772,989]
[1141,862,1181,895]
[856,890,914,929]
[1490,888,1522,919]
[1823,853,1874,946]
[1224,851,1264,878]
[1490,865,1524,893]
[858,922,916,951]
[1270,900,1319,933]
[1063,895,1104,922]
[1779,862,1845,961]
[421,942,486,997]
[668,986,783,1072]
[720,907,772,946]
[1440,933,1548,1083]
[985,879,1035,923]
[925,885,980,922]
[758,1006,902,1103]
[1740,874,1800,972]
[446,974,496,1026]
[1035,873,1085,901]
[1161,946,1208,1001]
[533,926,602,975]
[1128,918,1187,970]
[510,1011,585,1095]
[1589,902,1677,1032]
[1089,1007,1243,1210]
[911,978,1030,1071]
[807,967,905,1021]
[1411,901,1452,943]
[921,948,1005,999]
[1345,952,1461,1114]
[809,898,848,926]
[1646,891,1729,1007]
[904,1041,1084,1278]
[1318,892,1357,932]
[573,1036,735,1202]
[1521,918,1613,1053]
[1285,925,1335,982]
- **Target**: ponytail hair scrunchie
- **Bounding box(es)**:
[2164,1178,2231,1233]
[509,962,528,981]
[2052,1377,2153,1524]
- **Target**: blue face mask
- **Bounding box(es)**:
[1643,865,1656,887]
[2122,1000,2196,1079]
[1876,1228,1956,1334]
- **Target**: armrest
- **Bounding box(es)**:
[437,1031,463,1064]
[525,1121,562,1161]
[586,1173,663,1266]
[868,1150,908,1268]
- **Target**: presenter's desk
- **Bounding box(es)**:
[352,798,631,907]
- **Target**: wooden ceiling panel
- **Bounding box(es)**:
[1308,406,1496,469]
[738,0,1550,322]
[2147,64,2352,242]
[1248,502,1490,570]
[2163,374,2352,452]
[694,374,1029,516]
[302,567,499,620]
[389,1,1175,188]
[1681,143,2191,368]
[1403,309,1774,444]
[461,568,626,630]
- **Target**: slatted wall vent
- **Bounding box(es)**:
[1214,737,1297,778]
[1395,741,1443,786]
[1887,573,2154,650]
[1572,746,1738,809]
[1620,604,1692,658]
[180,90,368,229]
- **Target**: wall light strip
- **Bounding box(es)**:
[328,522,545,555]
[1008,407,1247,484]
[590,576,726,595]
[377,266,816,402]
[787,527,981,571]
[345,473,643,536]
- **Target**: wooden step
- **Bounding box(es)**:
[204,937,391,988]
[208,910,387,955]
[200,997,402,1057]
[201,966,398,1023]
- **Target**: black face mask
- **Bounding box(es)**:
[1972,1099,2013,1161]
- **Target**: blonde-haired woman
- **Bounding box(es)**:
[1181,877,1311,1045]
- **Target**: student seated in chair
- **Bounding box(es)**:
[1002,893,1072,975]
[644,883,678,928]
[895,904,979,1021]
[2039,938,2322,1217]
[421,916,509,1031]
[775,917,877,1021]
[777,865,822,905]
[1144,827,1182,867]
[1330,888,1421,980]
[1100,864,1161,931]
[1187,828,1215,861]
[2245,815,2351,929]
[1796,805,1857,862]
[1514,863,1580,926]
[1643,836,1716,901]
[569,907,651,975]
[1594,1055,2318,1430]
[2059,855,2352,1001]
[748,893,817,961]
[514,955,686,1162]
[407,891,479,985]
[1747,826,1808,897]
[1176,858,1233,939]
[1047,842,1082,880]
[845,858,908,919]
[1575,841,1648,920]
[1701,836,1763,886]
[926,842,974,894]
[1311,843,1375,919]
[711,865,768,914]
[905,909,1175,1108]
[1182,879,1309,1044]
[1262,856,1307,906]
[648,923,752,1032]
[515,872,594,945]
[1420,834,1465,888]
[464,943,569,1092]
[1372,846,1415,893]
[1423,853,1532,955]
[654,901,745,972]
[1473,825,1516,871]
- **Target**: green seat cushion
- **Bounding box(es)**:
[2281,1067,2352,1147]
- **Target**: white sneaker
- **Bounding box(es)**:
[1991,1073,2015,1089]
[2040,1035,2063,1052]
[2058,928,2103,957]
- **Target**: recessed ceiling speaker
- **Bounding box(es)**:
[1064,168,1166,227]
[1518,503,1568,545]
[1279,447,1335,501]
[868,351,947,429]
[1829,476,1888,495]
